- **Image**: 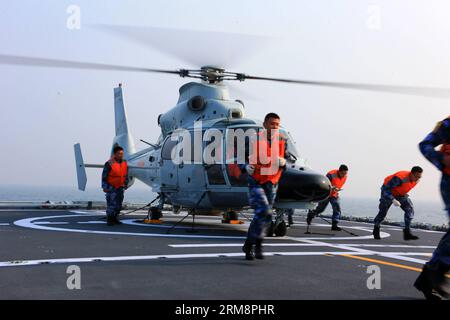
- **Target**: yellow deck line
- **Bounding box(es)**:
[340,254,450,278]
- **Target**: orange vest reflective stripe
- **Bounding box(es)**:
[383,171,417,197]
[441,144,450,175]
[106,158,128,188]
[251,131,286,185]
[328,169,347,198]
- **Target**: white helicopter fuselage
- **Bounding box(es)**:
[75,81,331,214]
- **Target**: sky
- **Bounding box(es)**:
[0,0,449,202]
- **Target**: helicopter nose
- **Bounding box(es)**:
[277,166,331,202]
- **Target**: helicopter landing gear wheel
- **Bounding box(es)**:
[222,211,243,224]
[172,205,181,215]
[266,221,274,237]
[273,220,287,237]
[267,210,288,237]
[150,207,162,220]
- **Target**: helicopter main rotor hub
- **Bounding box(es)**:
[179,66,245,84]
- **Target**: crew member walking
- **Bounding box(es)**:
[242,113,287,260]
[373,167,422,240]
[307,165,348,231]
[102,146,129,226]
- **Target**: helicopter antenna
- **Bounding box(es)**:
[140,139,158,148]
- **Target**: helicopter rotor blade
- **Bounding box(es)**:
[227,83,259,101]
[92,24,272,69]
[243,75,450,98]
[0,54,182,75]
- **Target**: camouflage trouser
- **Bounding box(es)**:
[307,197,341,223]
[374,194,414,229]
[428,174,450,269]
[246,180,278,243]
[105,187,124,218]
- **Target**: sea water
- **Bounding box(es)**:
[0,185,447,227]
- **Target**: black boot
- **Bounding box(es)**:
[403,228,419,241]
[427,263,449,298]
[331,221,341,231]
[106,216,115,226]
[242,240,254,261]
[306,211,314,225]
[373,226,381,240]
[254,239,264,260]
[414,264,446,300]
[113,215,122,225]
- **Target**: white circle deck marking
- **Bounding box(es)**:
[12,212,391,241]
[6,211,439,269]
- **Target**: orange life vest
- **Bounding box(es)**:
[328,169,347,198]
[250,131,286,185]
[441,144,450,175]
[106,158,128,188]
[383,171,418,197]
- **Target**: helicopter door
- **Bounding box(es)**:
[160,134,179,190]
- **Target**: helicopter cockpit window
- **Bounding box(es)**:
[283,130,301,164]
[226,159,248,187]
[162,135,179,161]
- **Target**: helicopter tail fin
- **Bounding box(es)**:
[74,143,87,191]
[111,84,136,158]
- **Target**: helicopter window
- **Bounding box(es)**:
[226,163,247,186]
[204,130,226,185]
[225,133,253,187]
[162,135,179,160]
[206,164,226,185]
[283,130,301,163]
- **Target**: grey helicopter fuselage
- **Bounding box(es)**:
[118,81,331,214]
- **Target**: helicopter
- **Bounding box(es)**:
[2,26,449,237]
[73,68,334,237]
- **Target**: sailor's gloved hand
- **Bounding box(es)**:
[103,185,113,193]
[278,157,287,167]
[245,164,255,175]
[393,199,401,207]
